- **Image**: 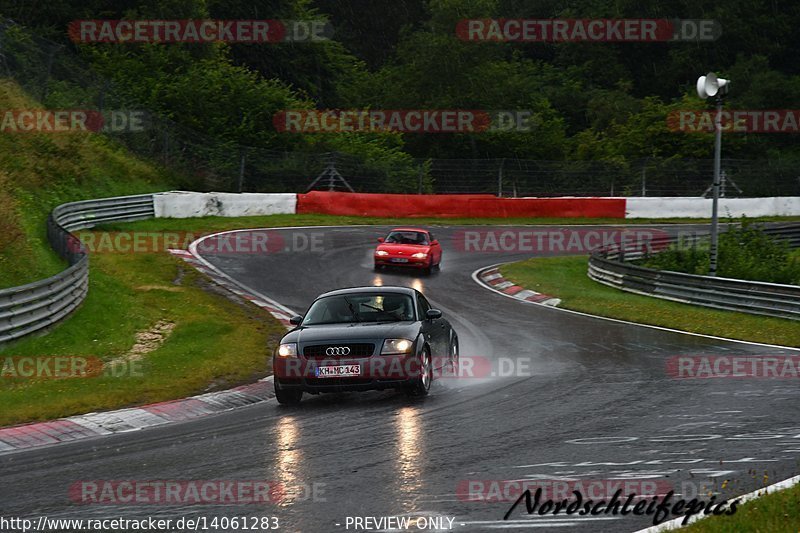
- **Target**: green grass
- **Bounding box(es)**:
[500,255,800,347]
[0,251,285,427]
[0,79,176,288]
[683,483,800,532]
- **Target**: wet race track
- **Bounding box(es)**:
[1,225,799,532]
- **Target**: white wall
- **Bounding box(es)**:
[626,197,800,218]
[154,191,297,218]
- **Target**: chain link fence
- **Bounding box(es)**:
[1,21,799,197]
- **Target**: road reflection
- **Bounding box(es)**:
[274,415,304,507]
[395,406,425,510]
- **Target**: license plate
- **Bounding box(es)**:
[391,258,409,263]
[315,364,361,378]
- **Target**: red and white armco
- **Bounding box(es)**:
[374,228,442,273]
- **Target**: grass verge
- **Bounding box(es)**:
[683,482,800,532]
[500,255,800,347]
[0,78,176,289]
[0,251,286,427]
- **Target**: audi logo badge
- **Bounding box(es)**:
[326,346,351,356]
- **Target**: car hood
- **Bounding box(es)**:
[282,322,419,344]
[376,244,431,254]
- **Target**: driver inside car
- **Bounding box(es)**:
[382,295,413,321]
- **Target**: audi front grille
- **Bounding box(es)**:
[303,344,376,358]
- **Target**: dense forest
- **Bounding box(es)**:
[1,0,799,194]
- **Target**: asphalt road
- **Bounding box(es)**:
[2,224,798,533]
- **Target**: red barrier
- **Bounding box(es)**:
[296,191,626,218]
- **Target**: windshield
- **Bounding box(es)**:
[303,293,416,325]
[384,231,429,245]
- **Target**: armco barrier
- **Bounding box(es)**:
[0,194,155,345]
[296,191,626,218]
[588,223,800,320]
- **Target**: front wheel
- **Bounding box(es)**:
[274,379,303,405]
[406,349,432,397]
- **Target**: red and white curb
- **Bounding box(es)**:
[474,265,561,307]
[0,377,275,454]
[0,246,296,455]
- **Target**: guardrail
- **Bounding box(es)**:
[764,222,800,248]
[0,194,155,345]
[588,223,800,320]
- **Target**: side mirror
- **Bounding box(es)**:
[289,315,303,325]
[377,237,385,243]
[431,240,439,245]
[426,309,442,320]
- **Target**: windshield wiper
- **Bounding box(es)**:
[342,296,361,322]
[359,302,383,312]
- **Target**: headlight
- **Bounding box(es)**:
[375,250,389,256]
[278,343,298,357]
[382,338,414,354]
[411,252,427,258]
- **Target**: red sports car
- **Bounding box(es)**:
[374,228,442,273]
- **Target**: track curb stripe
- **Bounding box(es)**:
[0,376,278,455]
[476,265,561,307]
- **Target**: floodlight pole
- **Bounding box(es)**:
[708,96,723,277]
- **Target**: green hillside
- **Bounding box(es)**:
[0,79,173,288]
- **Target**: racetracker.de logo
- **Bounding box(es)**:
[69,481,284,504]
[456,479,671,502]
[273,110,536,133]
[452,229,670,254]
[668,110,800,133]
[0,110,147,134]
[0,356,104,379]
[667,355,800,379]
[68,230,324,255]
[456,19,720,42]
[275,356,532,380]
[68,19,331,43]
